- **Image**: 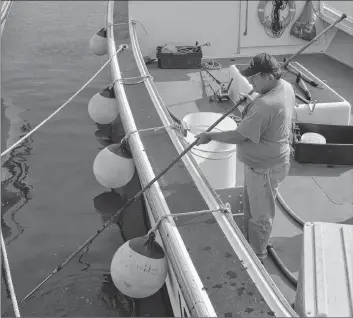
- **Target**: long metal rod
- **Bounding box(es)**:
[282,13,347,68]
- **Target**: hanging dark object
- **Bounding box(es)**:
[290,0,318,41]
[258,0,296,38]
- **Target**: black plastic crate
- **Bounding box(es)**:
[293,122,353,165]
[156,45,202,69]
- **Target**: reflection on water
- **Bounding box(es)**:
[94,191,123,222]
[99,273,136,316]
[1,99,33,316]
[1,99,33,244]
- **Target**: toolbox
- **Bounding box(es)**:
[292,122,353,165]
[156,45,202,69]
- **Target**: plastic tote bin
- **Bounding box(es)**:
[156,46,202,69]
[293,122,353,165]
[183,112,237,190]
[294,222,353,317]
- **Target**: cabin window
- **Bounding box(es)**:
[319,1,353,35]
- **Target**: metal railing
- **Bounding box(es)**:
[1,1,13,36]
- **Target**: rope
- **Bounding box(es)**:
[147,205,244,237]
[109,75,153,86]
[201,59,222,70]
[130,20,148,36]
[107,21,148,36]
[1,233,20,317]
[263,0,290,38]
[120,124,181,145]
[0,45,127,158]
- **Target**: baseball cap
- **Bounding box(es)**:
[240,53,280,77]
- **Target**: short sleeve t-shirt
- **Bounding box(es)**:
[236,79,295,169]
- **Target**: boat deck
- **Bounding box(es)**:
[111,1,353,315]
[146,54,353,308]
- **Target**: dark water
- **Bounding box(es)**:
[1,2,172,316]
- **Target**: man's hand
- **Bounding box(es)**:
[195,132,212,145]
[239,92,254,102]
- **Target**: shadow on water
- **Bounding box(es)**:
[94,123,113,147]
[1,123,34,243]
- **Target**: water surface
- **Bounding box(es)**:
[1,2,172,316]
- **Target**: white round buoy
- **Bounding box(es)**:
[301,132,326,144]
[93,143,135,188]
[88,86,119,124]
[90,28,107,56]
[110,233,168,298]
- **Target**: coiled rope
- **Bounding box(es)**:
[202,59,222,70]
[271,0,289,37]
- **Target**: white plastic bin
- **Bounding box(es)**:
[228,65,258,112]
[183,112,237,190]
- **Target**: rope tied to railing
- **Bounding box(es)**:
[147,203,243,239]
[109,74,153,87]
[120,123,187,146]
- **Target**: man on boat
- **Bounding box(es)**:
[196,53,295,261]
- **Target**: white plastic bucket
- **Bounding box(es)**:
[183,112,237,190]
[301,132,326,144]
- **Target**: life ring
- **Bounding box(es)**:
[258,0,296,30]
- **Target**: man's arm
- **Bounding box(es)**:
[209,130,247,144]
